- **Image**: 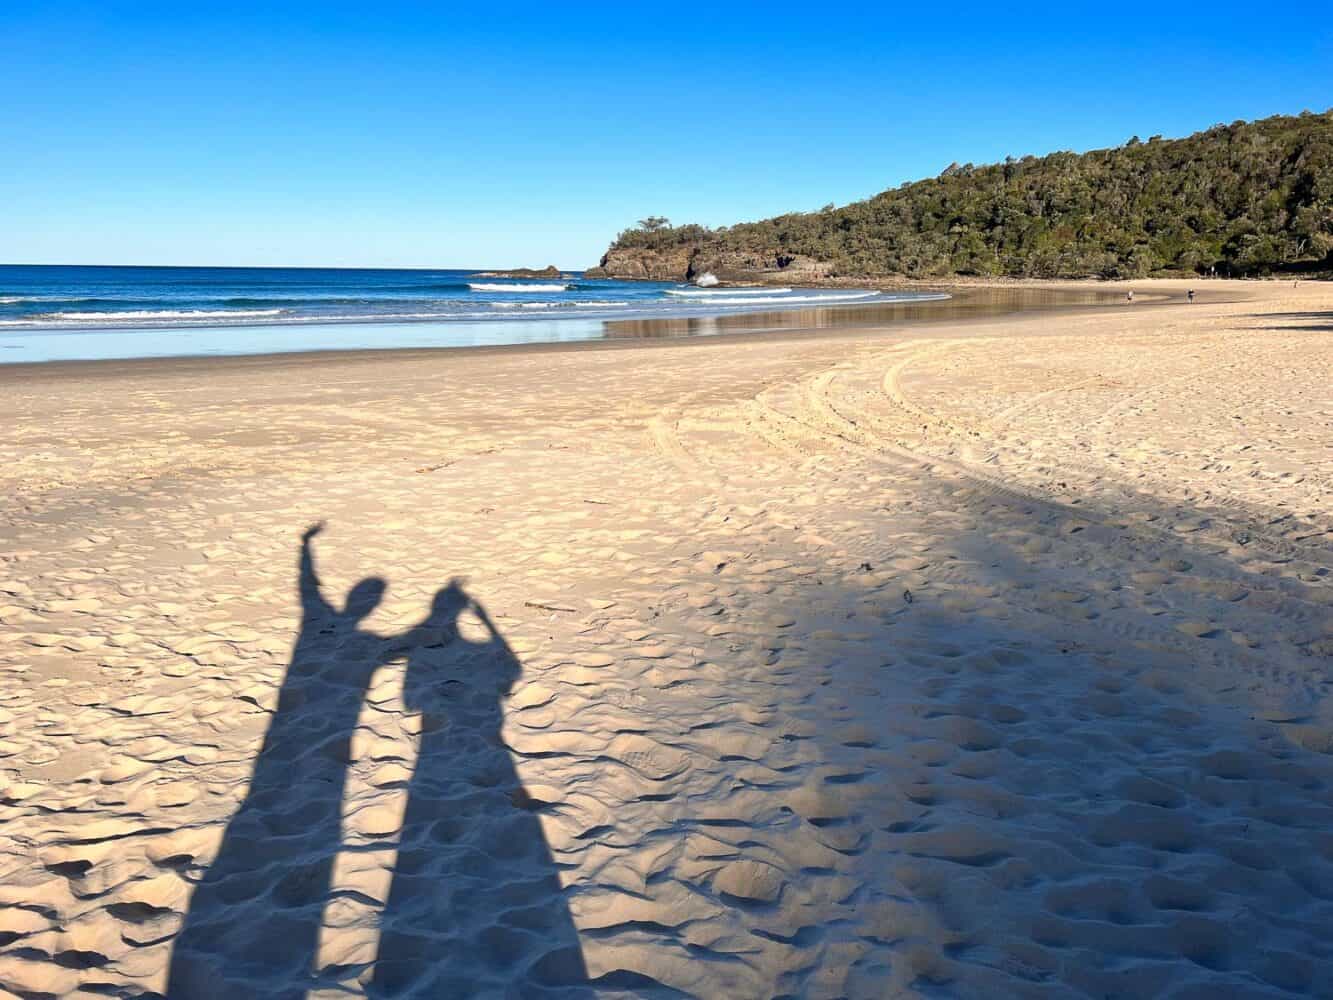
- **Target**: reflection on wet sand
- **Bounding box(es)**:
[601,286,1132,339]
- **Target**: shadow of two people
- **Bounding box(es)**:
[166,523,588,998]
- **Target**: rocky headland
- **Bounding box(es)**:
[586,111,1333,284]
[584,247,831,284]
[471,265,565,279]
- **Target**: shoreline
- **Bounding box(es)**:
[0,279,1205,375]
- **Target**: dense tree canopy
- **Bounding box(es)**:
[611,111,1333,278]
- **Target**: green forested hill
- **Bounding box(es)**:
[606,111,1333,279]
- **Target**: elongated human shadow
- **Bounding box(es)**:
[167,526,587,998]
[167,524,395,998]
[368,581,588,997]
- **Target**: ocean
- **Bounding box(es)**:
[0,265,946,363]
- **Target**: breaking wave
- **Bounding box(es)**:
[489,299,629,310]
[8,308,287,324]
[468,283,572,293]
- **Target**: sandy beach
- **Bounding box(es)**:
[1,279,1331,998]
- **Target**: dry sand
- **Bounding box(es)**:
[0,279,1330,998]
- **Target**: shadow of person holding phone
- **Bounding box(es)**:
[368,580,588,997]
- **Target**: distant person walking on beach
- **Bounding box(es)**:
[1187,289,1195,302]
[1126,290,1134,303]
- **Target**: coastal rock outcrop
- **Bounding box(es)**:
[693,250,833,283]
[472,265,564,279]
[585,247,832,284]
[584,247,696,281]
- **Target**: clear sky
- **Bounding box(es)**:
[4,1,1331,269]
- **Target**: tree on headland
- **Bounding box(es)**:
[604,111,1333,279]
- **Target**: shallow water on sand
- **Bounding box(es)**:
[0,275,1128,364]
[0,263,953,363]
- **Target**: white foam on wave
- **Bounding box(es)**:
[468,283,571,293]
[2,308,286,325]
[665,287,793,297]
[674,291,882,306]
[490,299,630,310]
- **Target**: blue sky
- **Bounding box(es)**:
[4,1,1331,269]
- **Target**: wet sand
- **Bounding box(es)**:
[1,278,1331,997]
[0,285,1140,366]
